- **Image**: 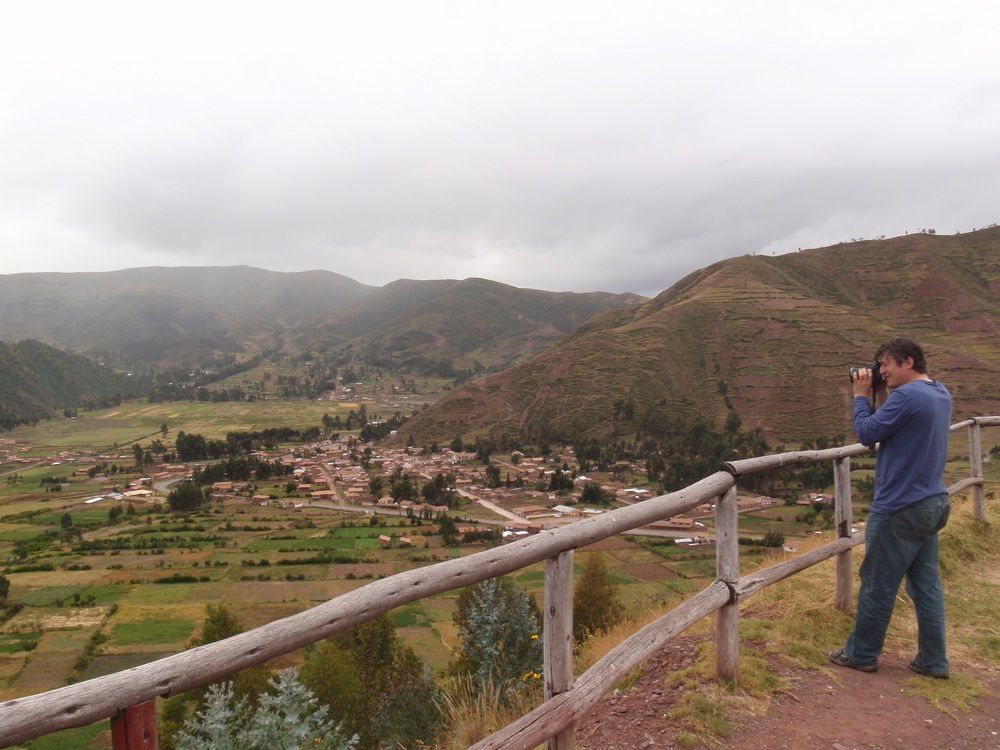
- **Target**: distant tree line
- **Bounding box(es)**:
[174,427,322,461]
[359,411,406,441]
[167,482,210,511]
[193,457,289,485]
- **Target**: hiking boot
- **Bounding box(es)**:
[827,648,878,673]
[908,660,949,679]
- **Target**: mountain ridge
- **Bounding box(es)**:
[0,267,644,374]
[401,228,1000,444]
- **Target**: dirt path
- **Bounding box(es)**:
[575,636,1000,749]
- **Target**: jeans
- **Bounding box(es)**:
[844,493,950,671]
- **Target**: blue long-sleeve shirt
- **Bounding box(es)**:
[854,379,952,513]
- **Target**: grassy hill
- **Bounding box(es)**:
[402,228,1000,445]
[0,268,642,374]
[0,340,145,429]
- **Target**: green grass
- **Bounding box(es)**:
[31,509,111,526]
[25,721,109,750]
[81,652,174,680]
[901,672,984,718]
[244,536,371,551]
[390,603,433,628]
[17,584,126,607]
[0,526,48,542]
[16,586,86,607]
[2,398,362,451]
[515,570,544,585]
[0,632,40,654]
[333,524,409,537]
[110,619,195,646]
[120,584,192,604]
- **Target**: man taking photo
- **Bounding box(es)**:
[828,337,952,679]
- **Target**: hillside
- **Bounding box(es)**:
[0,266,374,366]
[402,228,1000,444]
[0,268,641,373]
[315,278,647,375]
[0,339,145,429]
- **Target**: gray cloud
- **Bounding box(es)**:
[1,1,998,296]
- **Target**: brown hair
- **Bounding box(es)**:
[875,337,927,373]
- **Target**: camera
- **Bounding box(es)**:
[849,362,884,387]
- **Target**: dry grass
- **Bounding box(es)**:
[574,600,686,676]
[672,494,998,740]
[434,676,543,750]
[574,492,1000,747]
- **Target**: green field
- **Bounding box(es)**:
[1,398,374,452]
[25,722,109,750]
[0,491,709,722]
[110,619,195,646]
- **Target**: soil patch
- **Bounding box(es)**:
[575,636,1000,749]
[726,660,1000,750]
[3,606,106,632]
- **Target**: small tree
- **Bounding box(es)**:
[0,574,9,601]
[581,482,611,505]
[573,553,623,642]
[453,577,542,694]
[439,514,458,546]
[300,615,439,749]
[175,671,357,750]
[762,529,785,548]
[200,604,240,645]
[168,482,209,512]
[161,604,272,748]
[298,641,359,731]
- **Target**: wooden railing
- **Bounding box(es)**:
[0,416,995,750]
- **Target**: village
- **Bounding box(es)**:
[3,430,793,549]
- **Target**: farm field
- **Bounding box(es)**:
[0,466,727,750]
[0,399,375,459]
[2,397,995,748]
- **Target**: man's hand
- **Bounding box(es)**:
[852,368,872,398]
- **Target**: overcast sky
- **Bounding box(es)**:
[2,1,998,296]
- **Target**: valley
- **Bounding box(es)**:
[0,229,997,748]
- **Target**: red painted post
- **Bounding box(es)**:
[111,700,158,750]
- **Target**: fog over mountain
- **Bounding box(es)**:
[2,3,999,295]
[0,267,643,371]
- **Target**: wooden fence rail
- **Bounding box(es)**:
[0,417,994,749]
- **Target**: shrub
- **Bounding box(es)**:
[175,670,357,750]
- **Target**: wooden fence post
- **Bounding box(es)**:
[544,549,575,750]
[715,485,739,683]
[111,700,158,750]
[969,420,985,522]
[834,457,853,612]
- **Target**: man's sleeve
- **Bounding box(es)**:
[854,390,913,447]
